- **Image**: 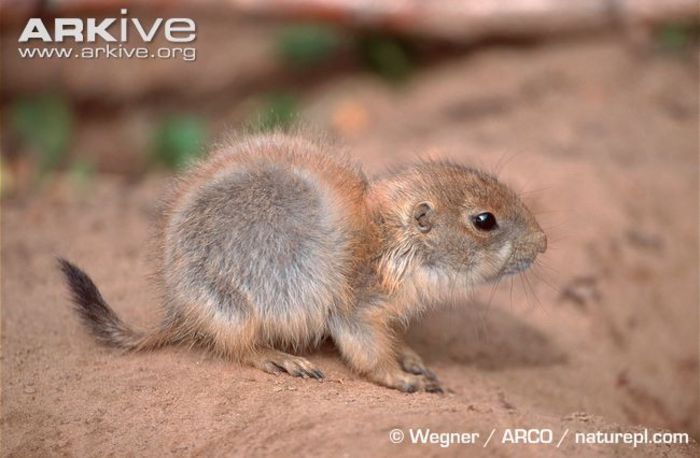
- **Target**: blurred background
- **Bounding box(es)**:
[1,0,699,456]
[1,0,698,190]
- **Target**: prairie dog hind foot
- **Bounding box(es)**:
[247,349,324,380]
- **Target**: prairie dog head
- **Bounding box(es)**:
[371,161,546,292]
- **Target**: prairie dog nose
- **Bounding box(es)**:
[534,231,547,254]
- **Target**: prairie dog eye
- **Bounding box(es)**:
[472,212,498,231]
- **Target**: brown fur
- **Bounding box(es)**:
[59,131,546,392]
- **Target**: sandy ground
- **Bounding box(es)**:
[2,38,699,456]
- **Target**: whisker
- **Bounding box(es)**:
[518,273,532,310]
[525,271,547,316]
[525,271,557,315]
[509,276,515,310]
[486,274,502,309]
[534,256,556,270]
[530,268,560,295]
[519,186,554,196]
[533,259,559,276]
[541,222,572,232]
[519,270,542,314]
[543,236,568,246]
[468,297,491,344]
[492,150,521,176]
[531,208,567,216]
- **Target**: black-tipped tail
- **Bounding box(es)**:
[58,257,147,350]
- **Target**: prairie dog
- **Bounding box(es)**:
[59,132,546,392]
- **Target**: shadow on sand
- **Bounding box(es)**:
[406,301,567,370]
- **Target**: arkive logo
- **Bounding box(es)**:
[19,9,196,43]
[17,9,197,61]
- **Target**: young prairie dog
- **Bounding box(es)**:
[59,132,546,393]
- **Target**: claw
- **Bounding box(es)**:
[426,383,444,394]
[402,383,418,393]
[423,368,438,381]
[310,369,325,380]
[399,351,439,382]
[250,350,325,383]
[374,369,445,394]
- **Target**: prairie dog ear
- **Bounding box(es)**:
[413,201,434,233]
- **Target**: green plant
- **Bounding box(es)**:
[657,22,699,52]
[0,156,7,197]
[358,35,415,82]
[9,94,73,179]
[152,115,207,169]
[277,24,343,69]
[67,159,95,190]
